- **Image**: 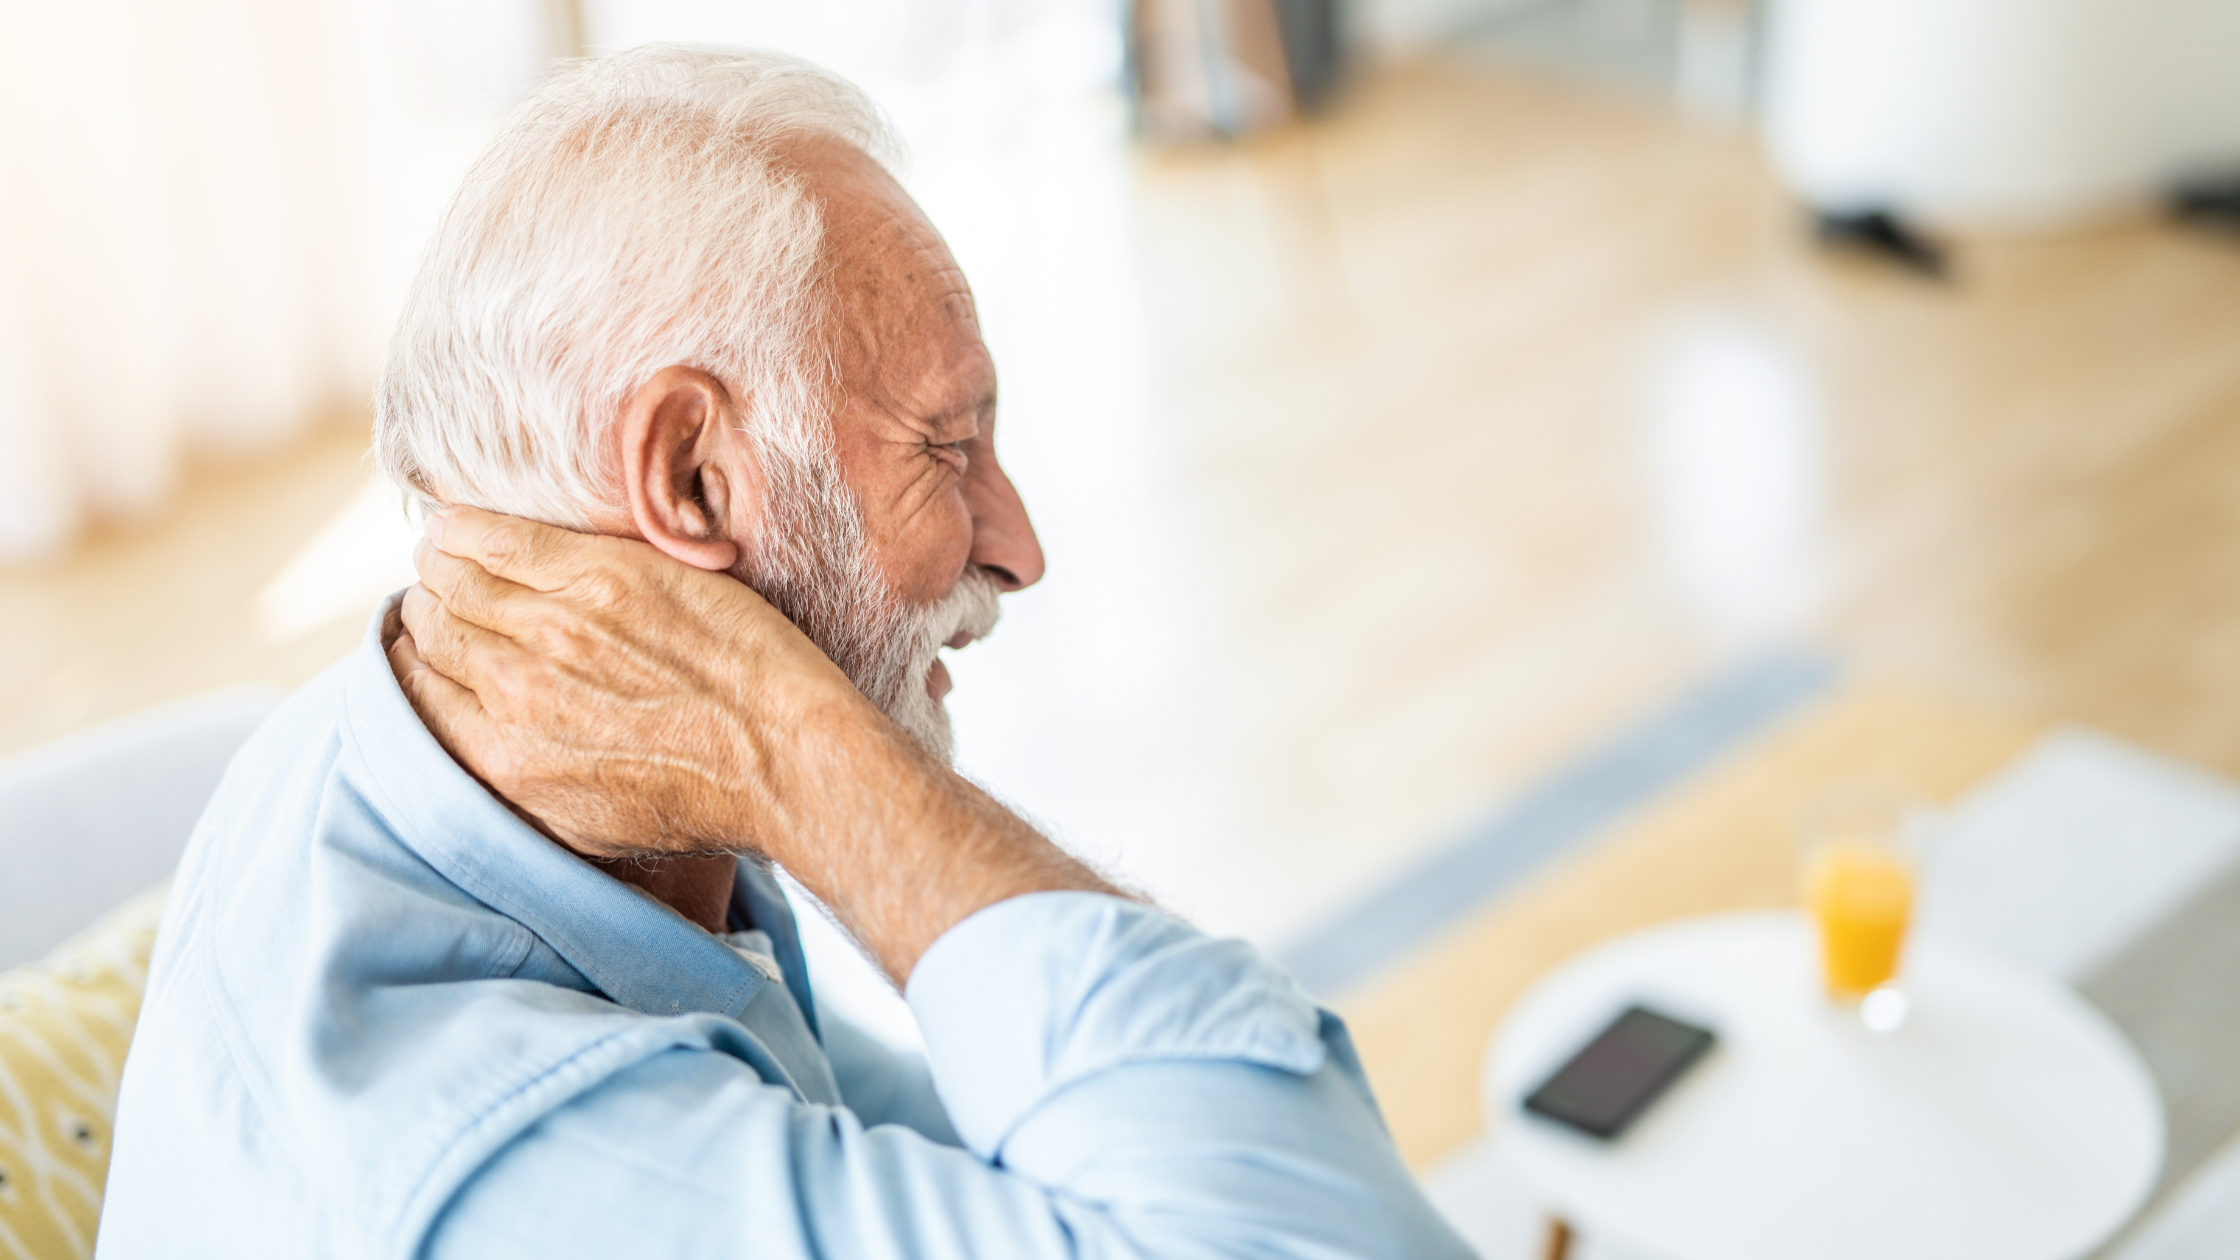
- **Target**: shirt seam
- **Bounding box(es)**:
[196,767,325,1188]
[392,1023,685,1255]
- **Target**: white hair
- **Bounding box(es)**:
[373,46,997,759]
[373,44,898,531]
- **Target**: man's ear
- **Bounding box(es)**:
[619,366,752,572]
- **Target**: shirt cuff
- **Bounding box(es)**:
[905,892,1328,1158]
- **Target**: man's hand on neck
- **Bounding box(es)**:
[389,508,1120,985]
[379,606,739,934]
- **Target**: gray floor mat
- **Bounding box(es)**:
[2083,851,2240,1248]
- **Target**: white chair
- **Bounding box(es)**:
[0,687,279,971]
[1761,0,2240,228]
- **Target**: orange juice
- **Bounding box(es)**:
[1803,842,1914,998]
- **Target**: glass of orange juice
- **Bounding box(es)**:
[1798,785,1924,1028]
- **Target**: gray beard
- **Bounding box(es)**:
[739,424,999,762]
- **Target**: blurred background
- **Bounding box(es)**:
[5,0,2240,1255]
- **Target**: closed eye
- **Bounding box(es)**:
[928,438,969,472]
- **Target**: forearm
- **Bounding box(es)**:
[755,690,1118,984]
[392,505,1119,982]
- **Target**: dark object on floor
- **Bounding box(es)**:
[1814,208,1949,279]
[2082,850,2240,1206]
[2173,177,2240,230]
[1124,0,1347,140]
[1272,0,1346,111]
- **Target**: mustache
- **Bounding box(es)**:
[933,566,1002,648]
[874,566,1001,694]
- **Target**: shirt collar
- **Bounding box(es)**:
[337,595,818,1030]
[733,857,821,1040]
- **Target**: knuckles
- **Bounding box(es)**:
[478,520,529,570]
[479,653,532,714]
[475,741,526,793]
[530,623,596,671]
[571,565,630,613]
[399,584,435,631]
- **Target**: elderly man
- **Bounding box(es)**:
[101,46,1468,1259]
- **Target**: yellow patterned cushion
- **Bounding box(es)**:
[0,885,166,1260]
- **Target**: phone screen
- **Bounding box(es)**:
[1520,1005,1716,1140]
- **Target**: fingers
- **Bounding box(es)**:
[386,622,497,770]
[414,538,542,638]
[425,506,611,595]
[401,582,533,701]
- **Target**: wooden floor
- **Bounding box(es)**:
[1052,58,2240,945]
[1128,59,2240,788]
[3,56,2240,1145]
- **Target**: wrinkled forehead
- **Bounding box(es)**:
[785,137,991,399]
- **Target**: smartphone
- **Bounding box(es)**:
[1519,1005,1716,1140]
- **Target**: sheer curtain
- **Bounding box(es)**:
[0,0,1114,564]
[0,0,562,563]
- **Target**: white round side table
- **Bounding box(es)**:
[1484,912,2163,1260]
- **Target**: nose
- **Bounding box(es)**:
[967,455,1045,591]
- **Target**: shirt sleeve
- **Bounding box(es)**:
[424,893,1472,1260]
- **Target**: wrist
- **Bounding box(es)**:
[715,655,899,860]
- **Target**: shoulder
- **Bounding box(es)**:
[155,659,351,958]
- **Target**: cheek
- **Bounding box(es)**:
[874,494,974,605]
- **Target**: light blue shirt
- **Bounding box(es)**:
[99,601,1469,1259]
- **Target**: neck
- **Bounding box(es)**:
[590,852,738,933]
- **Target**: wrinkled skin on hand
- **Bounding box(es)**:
[390,507,1117,983]
[388,506,876,862]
